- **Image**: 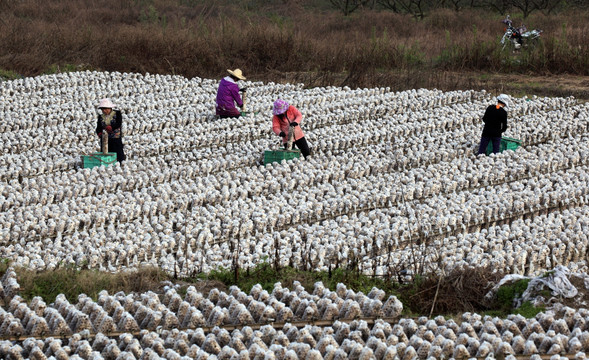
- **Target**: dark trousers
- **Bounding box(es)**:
[99,138,126,162]
[219,113,241,119]
[217,107,241,119]
[284,137,311,158]
[478,136,501,155]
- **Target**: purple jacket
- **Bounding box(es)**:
[216,77,243,116]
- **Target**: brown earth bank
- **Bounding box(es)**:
[447,72,589,101]
[269,70,589,101]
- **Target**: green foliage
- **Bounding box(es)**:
[201,266,235,285]
[370,26,388,51]
[397,42,426,68]
[0,258,10,272]
[0,69,21,81]
[320,267,398,296]
[268,14,289,28]
[479,279,545,318]
[515,300,545,318]
[489,278,542,317]
[11,265,168,303]
[44,64,78,74]
[0,259,546,319]
[19,268,103,303]
[435,30,462,67]
[496,278,530,308]
[483,309,506,318]
[199,260,398,299]
[139,4,160,24]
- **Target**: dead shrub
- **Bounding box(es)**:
[399,266,506,316]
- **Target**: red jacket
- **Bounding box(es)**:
[272,105,305,144]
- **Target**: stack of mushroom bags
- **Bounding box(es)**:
[2,71,589,357]
[3,270,589,359]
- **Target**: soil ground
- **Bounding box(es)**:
[271,71,589,102]
[464,72,589,101]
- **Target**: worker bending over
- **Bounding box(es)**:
[272,99,311,158]
[96,98,126,162]
[216,68,246,119]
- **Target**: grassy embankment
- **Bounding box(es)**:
[1,257,541,318]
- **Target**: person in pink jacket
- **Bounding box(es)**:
[272,99,311,158]
[216,68,246,118]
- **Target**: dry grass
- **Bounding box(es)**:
[15,266,169,303]
[0,0,587,90]
[399,266,506,316]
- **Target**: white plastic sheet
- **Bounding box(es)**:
[487,265,589,307]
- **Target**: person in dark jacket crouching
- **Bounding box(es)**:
[96,98,126,162]
[477,93,510,155]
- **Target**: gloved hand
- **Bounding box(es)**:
[279,131,286,138]
[290,122,298,127]
[105,125,113,133]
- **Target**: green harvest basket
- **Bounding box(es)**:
[82,152,117,169]
[240,111,260,116]
[486,137,521,155]
[264,149,300,165]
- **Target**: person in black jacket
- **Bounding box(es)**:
[96,98,126,162]
[477,94,510,155]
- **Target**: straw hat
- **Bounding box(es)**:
[98,98,116,109]
[227,69,246,80]
[272,99,290,115]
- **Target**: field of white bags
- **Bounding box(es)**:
[1,71,589,358]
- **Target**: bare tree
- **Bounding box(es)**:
[480,0,511,14]
[510,0,536,17]
[377,0,402,12]
[532,0,563,15]
[567,0,589,8]
[504,0,563,17]
[330,0,373,15]
[397,0,428,19]
[368,0,379,9]
[379,0,486,13]
[442,0,470,11]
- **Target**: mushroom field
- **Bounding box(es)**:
[1,71,589,359]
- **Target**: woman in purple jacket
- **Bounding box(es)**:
[216,69,246,118]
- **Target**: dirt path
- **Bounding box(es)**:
[462,72,589,101]
[270,70,589,101]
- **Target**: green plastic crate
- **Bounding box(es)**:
[486,137,521,155]
[264,149,300,165]
[240,111,260,116]
[82,152,117,169]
